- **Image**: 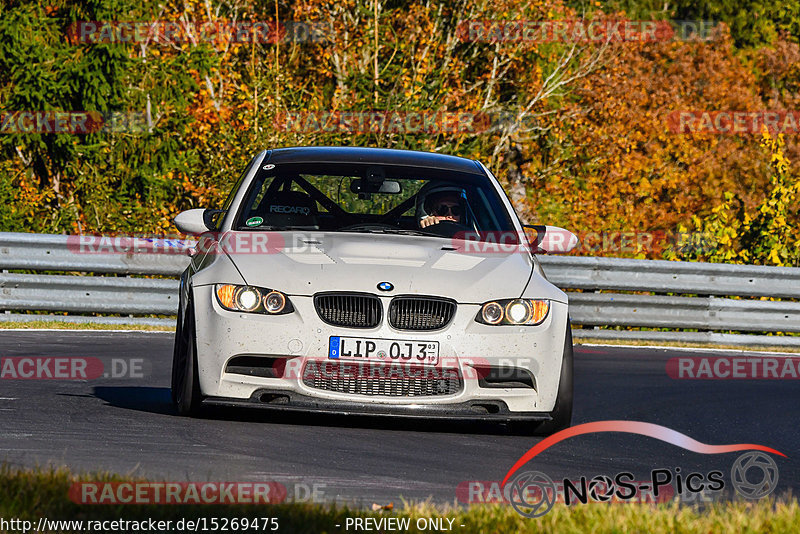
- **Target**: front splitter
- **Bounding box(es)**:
[202,389,552,422]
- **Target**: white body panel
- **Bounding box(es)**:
[208,232,566,304]
[192,283,568,412]
[181,148,572,418]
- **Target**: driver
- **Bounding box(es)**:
[417,185,466,229]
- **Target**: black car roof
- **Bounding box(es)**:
[265,146,485,175]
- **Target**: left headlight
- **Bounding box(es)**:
[214,284,294,315]
[476,299,549,325]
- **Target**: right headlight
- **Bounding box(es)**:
[476,299,549,325]
[215,284,294,315]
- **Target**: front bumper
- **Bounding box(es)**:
[202,390,553,421]
[192,285,569,414]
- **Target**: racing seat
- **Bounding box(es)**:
[259,190,319,229]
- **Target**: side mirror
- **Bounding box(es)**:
[523,225,578,254]
[174,208,212,235]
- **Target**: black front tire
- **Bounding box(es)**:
[171,299,204,417]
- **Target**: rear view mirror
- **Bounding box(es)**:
[350,179,402,194]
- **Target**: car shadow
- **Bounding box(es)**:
[92,386,525,435]
[93,386,176,416]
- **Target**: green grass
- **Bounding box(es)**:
[576,337,800,353]
[0,321,173,331]
[1,466,798,533]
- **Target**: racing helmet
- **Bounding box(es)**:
[415,182,468,223]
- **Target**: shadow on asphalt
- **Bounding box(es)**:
[92,386,176,416]
[92,386,536,436]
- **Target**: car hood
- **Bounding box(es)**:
[225,232,541,304]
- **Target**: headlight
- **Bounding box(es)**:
[235,286,261,312]
[264,291,287,313]
[215,284,294,315]
[476,299,549,325]
[481,302,504,324]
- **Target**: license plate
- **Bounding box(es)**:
[329,336,439,365]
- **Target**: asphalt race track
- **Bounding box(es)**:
[0,331,797,506]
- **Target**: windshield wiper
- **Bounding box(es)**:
[378,229,433,236]
[339,228,433,237]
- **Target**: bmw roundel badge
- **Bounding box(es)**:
[377,281,394,292]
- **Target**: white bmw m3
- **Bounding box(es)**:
[171,146,577,434]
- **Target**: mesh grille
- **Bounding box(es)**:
[302,360,462,397]
[314,293,382,328]
[388,297,456,330]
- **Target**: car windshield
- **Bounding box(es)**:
[231,162,516,237]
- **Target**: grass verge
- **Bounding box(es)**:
[576,337,800,354]
[0,321,173,331]
[1,466,798,533]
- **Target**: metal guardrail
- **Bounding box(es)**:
[537,256,800,298]
[536,256,800,337]
[0,273,178,315]
[0,232,187,327]
[0,232,798,346]
[566,293,800,332]
[0,232,190,275]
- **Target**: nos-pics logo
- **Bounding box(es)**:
[502,421,783,518]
